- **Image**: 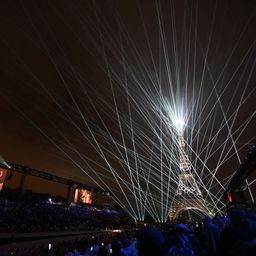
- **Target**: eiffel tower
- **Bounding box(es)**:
[169,128,209,222]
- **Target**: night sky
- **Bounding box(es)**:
[0,0,256,211]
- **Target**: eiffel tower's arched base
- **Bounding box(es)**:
[169,198,209,222]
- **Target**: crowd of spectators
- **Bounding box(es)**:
[68,208,256,256]
[6,232,137,256]
[0,194,124,233]
[3,207,256,256]
[140,208,256,256]
[2,190,256,255]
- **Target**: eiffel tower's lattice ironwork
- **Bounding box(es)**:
[169,130,209,222]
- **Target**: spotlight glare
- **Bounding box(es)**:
[173,118,185,132]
